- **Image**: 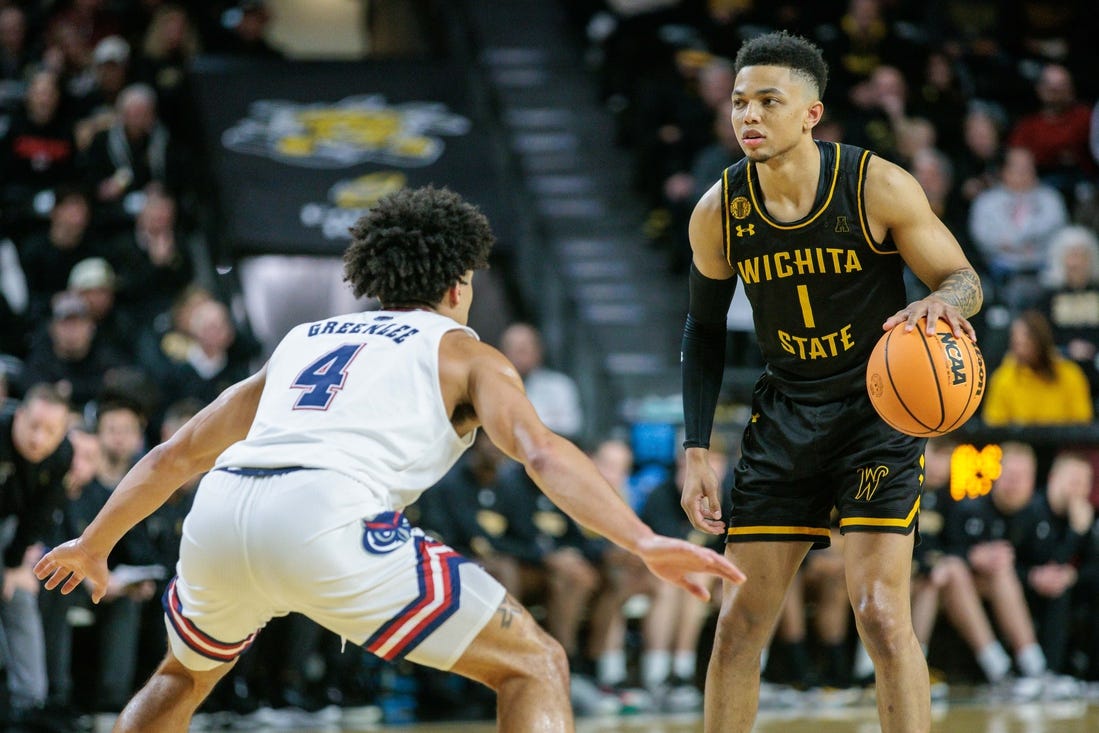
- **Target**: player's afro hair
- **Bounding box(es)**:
[734,30,828,99]
[344,186,494,306]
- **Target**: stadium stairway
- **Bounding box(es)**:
[458,0,688,438]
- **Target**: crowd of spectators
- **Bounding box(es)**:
[0,2,291,730]
[3,0,1099,730]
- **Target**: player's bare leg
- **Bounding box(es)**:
[450,594,572,732]
[112,651,234,733]
[704,541,810,733]
[845,532,929,733]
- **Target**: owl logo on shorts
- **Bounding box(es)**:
[362,511,413,554]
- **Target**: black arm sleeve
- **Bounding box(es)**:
[681,264,737,450]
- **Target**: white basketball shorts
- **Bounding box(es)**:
[162,467,506,672]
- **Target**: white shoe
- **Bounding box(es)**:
[571,674,622,716]
[659,680,702,713]
[1042,674,1084,700]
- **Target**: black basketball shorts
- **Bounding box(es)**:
[727,376,926,548]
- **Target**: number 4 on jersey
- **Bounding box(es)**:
[291,344,364,410]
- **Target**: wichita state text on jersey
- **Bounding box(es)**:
[722,141,906,402]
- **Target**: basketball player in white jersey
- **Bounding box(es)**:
[35,186,746,732]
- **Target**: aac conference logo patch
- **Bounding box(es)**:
[222,94,471,168]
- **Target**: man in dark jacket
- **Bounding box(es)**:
[0,383,72,724]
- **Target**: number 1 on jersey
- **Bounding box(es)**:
[796,284,816,328]
[291,344,364,410]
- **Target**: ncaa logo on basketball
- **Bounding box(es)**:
[937,333,967,385]
[729,196,751,219]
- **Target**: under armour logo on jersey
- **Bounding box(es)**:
[362,512,412,554]
[736,224,755,237]
[835,216,851,233]
[855,465,890,500]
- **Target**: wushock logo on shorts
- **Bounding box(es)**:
[362,512,413,554]
[855,465,890,501]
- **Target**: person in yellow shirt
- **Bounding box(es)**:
[983,310,1094,425]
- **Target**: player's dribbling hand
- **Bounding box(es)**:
[33,538,110,604]
[636,535,746,601]
[882,296,976,342]
[681,448,726,535]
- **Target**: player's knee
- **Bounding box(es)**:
[487,627,568,692]
[714,602,773,652]
[852,594,909,656]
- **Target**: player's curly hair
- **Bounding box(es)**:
[734,30,828,99]
[344,186,494,307]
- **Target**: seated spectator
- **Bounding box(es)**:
[635,440,729,710]
[73,35,131,151]
[45,0,123,54]
[500,322,584,440]
[586,438,660,708]
[1038,225,1099,394]
[955,101,1006,205]
[1025,452,1095,674]
[1072,485,1099,680]
[982,310,1093,426]
[945,442,1053,691]
[968,146,1068,310]
[20,291,125,410]
[840,65,909,164]
[38,423,101,723]
[0,6,31,85]
[0,384,73,727]
[770,529,851,691]
[67,256,138,361]
[909,49,970,147]
[63,399,156,714]
[134,4,201,146]
[911,439,1016,686]
[213,0,284,58]
[108,188,193,324]
[81,83,184,229]
[501,462,606,676]
[0,69,77,232]
[160,297,251,405]
[1007,63,1094,203]
[17,184,101,323]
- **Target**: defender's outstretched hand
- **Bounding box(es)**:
[34,539,109,603]
[636,535,746,601]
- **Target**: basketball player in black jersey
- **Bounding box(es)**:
[679,32,982,733]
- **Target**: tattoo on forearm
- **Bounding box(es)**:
[496,598,523,629]
[934,269,982,317]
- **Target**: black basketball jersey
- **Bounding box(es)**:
[721,141,907,403]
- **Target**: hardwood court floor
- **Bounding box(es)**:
[223,697,1099,732]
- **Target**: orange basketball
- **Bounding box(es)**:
[865,317,985,437]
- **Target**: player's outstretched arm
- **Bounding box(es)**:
[868,157,982,340]
[35,367,268,601]
[454,337,746,599]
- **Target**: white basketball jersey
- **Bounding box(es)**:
[215,309,477,509]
